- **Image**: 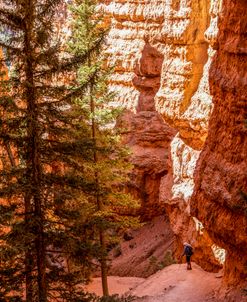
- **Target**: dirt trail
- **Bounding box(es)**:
[86,263,222,301]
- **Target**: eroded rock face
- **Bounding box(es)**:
[191,0,247,285]
[115,40,176,220]
[102,0,223,272]
[101,0,221,208]
[100,0,229,274]
[109,216,176,278]
[118,109,176,220]
[102,0,216,148]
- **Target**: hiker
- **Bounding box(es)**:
[180,242,193,270]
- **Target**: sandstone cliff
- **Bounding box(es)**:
[192,0,247,286]
[101,0,224,273]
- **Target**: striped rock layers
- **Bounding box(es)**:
[192,0,247,286]
[101,0,225,272]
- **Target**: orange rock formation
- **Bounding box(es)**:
[192,0,247,286]
[102,0,247,287]
[102,0,224,273]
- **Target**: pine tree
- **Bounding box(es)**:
[0,0,140,300]
[68,0,140,297]
[0,1,105,301]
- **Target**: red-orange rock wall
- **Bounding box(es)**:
[102,0,223,273]
[191,0,247,285]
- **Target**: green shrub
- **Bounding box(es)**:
[162,250,177,267]
[149,250,176,272]
[97,294,135,302]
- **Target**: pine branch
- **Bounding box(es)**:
[0,41,22,53]
[37,0,63,17]
[0,8,24,29]
[36,35,105,79]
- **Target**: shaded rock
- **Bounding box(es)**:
[191,0,247,286]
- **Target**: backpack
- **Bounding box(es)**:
[185,245,193,256]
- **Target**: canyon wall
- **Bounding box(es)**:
[101,0,224,270]
[101,0,225,272]
[102,0,247,288]
[192,0,247,286]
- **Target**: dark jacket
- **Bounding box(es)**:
[182,244,193,256]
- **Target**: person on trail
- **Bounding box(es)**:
[181,242,193,270]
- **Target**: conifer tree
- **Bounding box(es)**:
[0,1,105,301]
[68,0,140,297]
[0,0,139,300]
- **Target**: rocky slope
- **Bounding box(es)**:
[109,216,176,278]
[191,0,247,286]
[101,0,224,273]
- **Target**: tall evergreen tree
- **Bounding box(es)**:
[0,0,139,300]
[0,1,105,301]
[68,0,140,297]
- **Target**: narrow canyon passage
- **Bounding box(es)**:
[0,0,246,300]
[102,0,246,294]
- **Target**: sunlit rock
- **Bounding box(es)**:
[102,0,227,274]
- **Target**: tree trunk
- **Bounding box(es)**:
[24,1,47,300]
[25,194,34,302]
[99,222,109,296]
[90,84,109,296]
[5,145,34,301]
[34,196,46,302]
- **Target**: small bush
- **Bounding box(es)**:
[97,294,135,302]
[162,250,176,267]
[113,246,122,258]
[149,255,158,267]
[149,250,176,272]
